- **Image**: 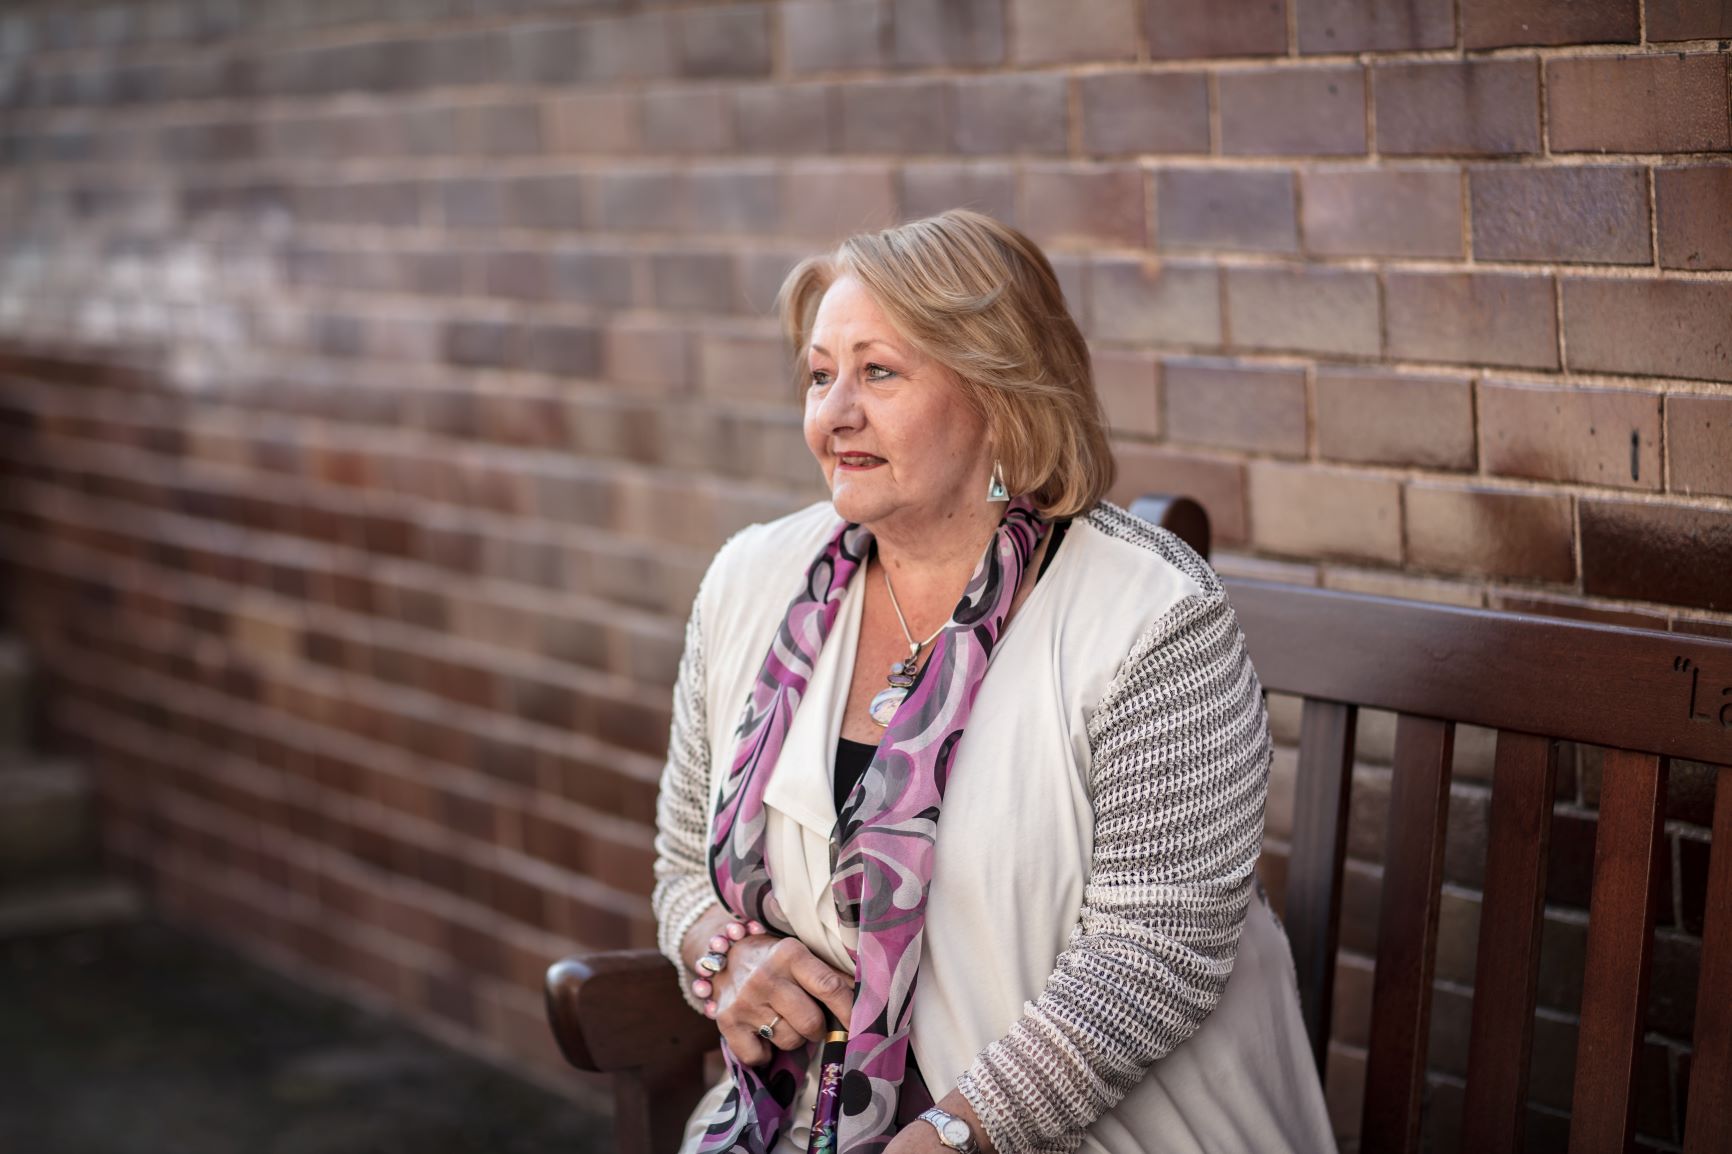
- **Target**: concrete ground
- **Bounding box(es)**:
[0,920,613,1154]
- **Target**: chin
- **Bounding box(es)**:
[827,479,894,527]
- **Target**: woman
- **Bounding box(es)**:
[652,210,1335,1154]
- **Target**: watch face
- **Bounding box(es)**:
[941,1118,971,1147]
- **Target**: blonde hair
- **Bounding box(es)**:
[774,209,1115,519]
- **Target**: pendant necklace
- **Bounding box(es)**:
[868,554,949,727]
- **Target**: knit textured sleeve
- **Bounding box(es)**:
[954,587,1272,1154]
[651,594,721,1014]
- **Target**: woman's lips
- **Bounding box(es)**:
[836,454,886,470]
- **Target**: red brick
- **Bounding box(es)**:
[1547,54,1732,154]
[1020,164,1146,247]
[1088,257,1221,346]
[1225,267,1380,358]
[685,165,782,235]
[780,161,897,239]
[1218,66,1367,157]
[1091,348,1160,439]
[1297,0,1452,52]
[782,0,889,75]
[1648,0,1732,39]
[1667,394,1732,498]
[1157,168,1297,254]
[1010,0,1137,64]
[1163,358,1307,456]
[603,319,691,391]
[1384,272,1558,370]
[1248,462,1402,563]
[592,168,683,233]
[1300,167,1462,258]
[1470,166,1650,265]
[648,249,738,314]
[1374,60,1541,156]
[891,0,1005,68]
[675,5,772,79]
[839,79,951,154]
[641,87,732,154]
[1111,442,1247,543]
[1405,483,1575,583]
[1143,0,1288,58]
[733,84,834,155]
[1655,165,1732,271]
[898,162,1017,222]
[952,73,1067,155]
[1077,71,1211,156]
[1315,369,1475,470]
[1581,499,1732,611]
[1480,381,1663,490]
[1462,0,1637,47]
[1562,279,1732,383]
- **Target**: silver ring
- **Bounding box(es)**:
[755,1014,781,1042]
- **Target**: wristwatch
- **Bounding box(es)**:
[917,1107,980,1154]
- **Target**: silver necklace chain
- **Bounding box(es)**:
[880,560,948,660]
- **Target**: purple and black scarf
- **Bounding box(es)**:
[702,498,1046,1154]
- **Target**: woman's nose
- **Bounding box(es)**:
[814,372,863,431]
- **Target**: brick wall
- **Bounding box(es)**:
[0,0,1726,1146]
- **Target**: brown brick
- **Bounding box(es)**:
[733,84,834,155]
[1092,348,1160,438]
[1374,60,1541,156]
[1315,369,1475,469]
[1462,0,1637,47]
[1582,499,1732,611]
[1562,279,1732,383]
[1648,0,1732,39]
[782,0,889,75]
[686,165,781,235]
[1111,442,1247,542]
[780,161,897,239]
[1470,166,1650,264]
[1547,54,1732,154]
[641,87,732,154]
[1297,0,1452,52]
[892,0,1005,68]
[592,168,683,233]
[1225,267,1379,358]
[1219,66,1366,156]
[1655,165,1732,271]
[604,320,690,391]
[1480,381,1662,490]
[1088,257,1221,346]
[1020,164,1146,247]
[952,73,1067,155]
[1143,0,1289,58]
[1010,0,1137,64]
[648,250,737,314]
[1163,358,1307,456]
[1406,483,1575,582]
[898,162,1017,222]
[1249,462,1402,563]
[1301,167,1462,258]
[551,247,637,310]
[1385,272,1558,370]
[1668,394,1732,498]
[1077,71,1211,156]
[839,79,951,154]
[696,331,790,404]
[1157,168,1297,254]
[675,5,772,79]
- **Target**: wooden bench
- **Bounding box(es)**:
[545,495,1732,1154]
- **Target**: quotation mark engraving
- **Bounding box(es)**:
[1673,656,1732,728]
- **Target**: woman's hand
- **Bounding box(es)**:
[711,935,855,1066]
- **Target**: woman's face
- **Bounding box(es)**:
[803,275,994,534]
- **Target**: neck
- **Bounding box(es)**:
[868,502,1005,634]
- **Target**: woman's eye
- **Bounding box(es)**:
[809,369,831,387]
[865,363,895,381]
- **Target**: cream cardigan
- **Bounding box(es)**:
[652,500,1336,1154]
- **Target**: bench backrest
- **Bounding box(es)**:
[1222,577,1732,1154]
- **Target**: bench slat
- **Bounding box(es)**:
[1568,750,1668,1154]
[1461,731,1560,1153]
[1362,714,1456,1153]
[1684,763,1732,1154]
[1285,696,1357,1074]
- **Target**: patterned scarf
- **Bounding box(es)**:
[702,498,1045,1154]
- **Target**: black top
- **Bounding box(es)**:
[831,517,1070,813]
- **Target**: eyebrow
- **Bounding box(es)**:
[809,340,897,357]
